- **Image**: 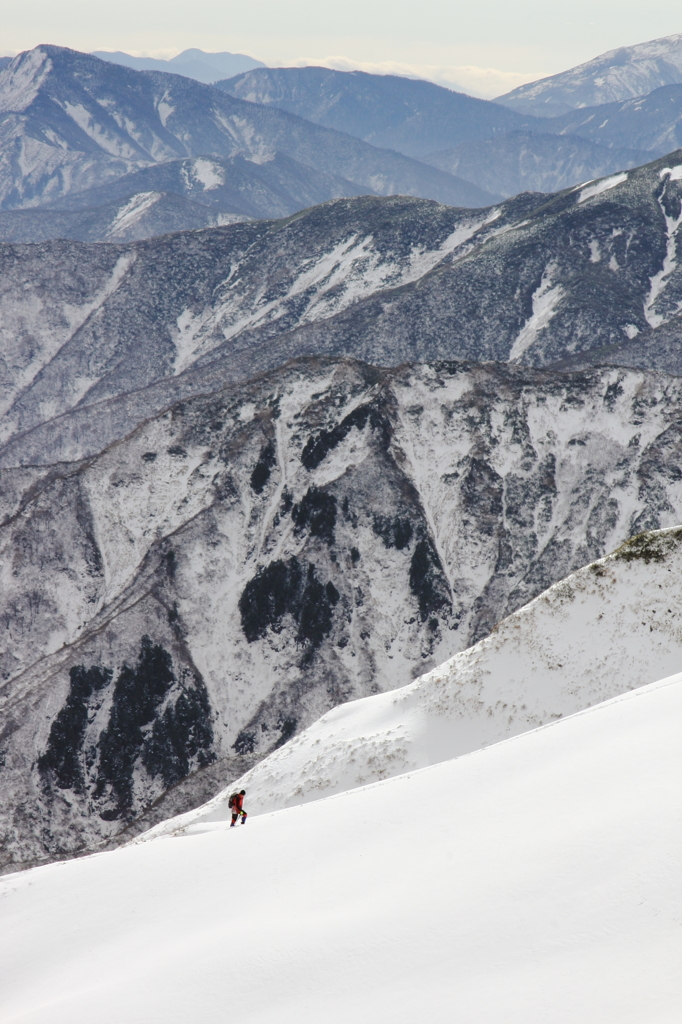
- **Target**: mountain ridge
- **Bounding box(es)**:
[1,153,681,472]
[0,153,373,241]
[219,65,682,199]
[91,48,265,84]
[217,66,536,157]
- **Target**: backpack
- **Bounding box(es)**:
[228,793,239,809]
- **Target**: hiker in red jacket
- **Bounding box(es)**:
[229,789,247,826]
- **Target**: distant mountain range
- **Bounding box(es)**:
[0,188,243,244]
[423,131,651,198]
[218,66,533,157]
[1,41,682,238]
[547,85,682,155]
[0,45,498,227]
[91,47,264,83]
[497,32,682,116]
[219,65,678,199]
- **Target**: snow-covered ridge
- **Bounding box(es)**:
[2,672,679,1023]
[145,524,682,836]
[498,32,682,115]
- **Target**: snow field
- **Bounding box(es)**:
[148,525,682,833]
[578,171,628,203]
[0,673,680,1023]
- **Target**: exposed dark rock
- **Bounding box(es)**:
[409,536,451,622]
[239,558,305,643]
[291,487,337,545]
[37,665,112,792]
[141,678,214,789]
[251,440,277,493]
[274,717,297,748]
[95,638,180,817]
[301,403,392,470]
[239,558,340,650]
[372,514,413,550]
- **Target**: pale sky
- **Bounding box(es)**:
[0,0,681,97]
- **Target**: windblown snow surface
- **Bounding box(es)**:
[148,525,682,830]
[1,674,680,1023]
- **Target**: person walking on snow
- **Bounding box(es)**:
[229,789,247,826]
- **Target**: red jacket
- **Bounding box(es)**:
[233,793,244,813]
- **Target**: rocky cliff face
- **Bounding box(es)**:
[3,356,682,869]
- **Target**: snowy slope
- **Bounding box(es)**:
[149,525,682,830]
[1,674,680,1024]
[497,32,682,116]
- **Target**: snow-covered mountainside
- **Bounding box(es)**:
[0,46,497,212]
[424,131,651,198]
[266,153,682,374]
[155,525,682,830]
[548,85,682,156]
[0,194,520,461]
[4,357,682,869]
[497,32,682,116]
[0,152,373,241]
[2,674,680,1023]
[54,152,369,219]
[2,151,682,466]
